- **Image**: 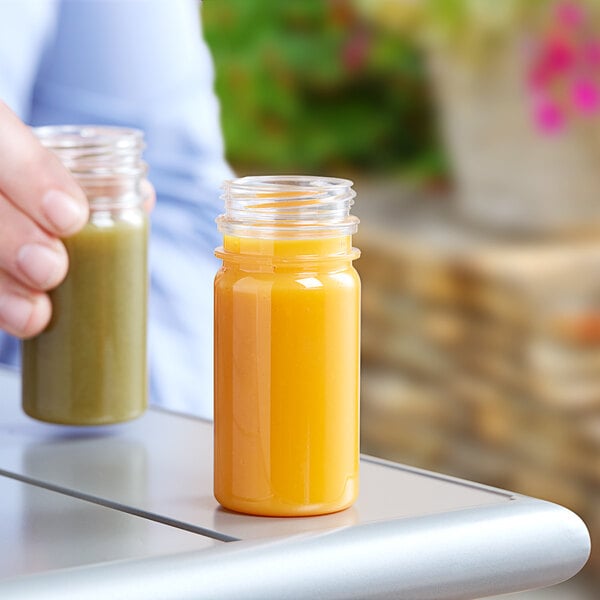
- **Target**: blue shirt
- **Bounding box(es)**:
[0,0,233,418]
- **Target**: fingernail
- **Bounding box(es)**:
[42,190,87,234]
[17,243,65,289]
[0,294,33,333]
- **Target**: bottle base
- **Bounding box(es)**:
[214,489,358,518]
[22,405,146,426]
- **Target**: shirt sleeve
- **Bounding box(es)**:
[1,0,234,418]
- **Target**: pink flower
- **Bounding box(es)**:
[556,1,585,30]
[526,1,600,132]
[572,79,600,114]
[528,35,576,92]
[534,97,566,134]
[584,40,600,67]
[544,35,577,75]
[528,56,554,90]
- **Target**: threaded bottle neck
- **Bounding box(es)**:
[34,125,147,209]
[217,176,359,239]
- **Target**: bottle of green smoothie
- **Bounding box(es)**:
[22,126,149,425]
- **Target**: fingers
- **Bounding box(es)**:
[0,193,68,291]
[141,179,156,213]
[0,191,65,338]
[0,101,88,236]
[0,102,88,339]
[0,271,52,339]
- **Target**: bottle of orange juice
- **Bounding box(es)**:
[214,176,361,516]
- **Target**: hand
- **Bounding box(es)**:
[0,102,89,338]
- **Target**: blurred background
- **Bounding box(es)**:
[201,1,599,596]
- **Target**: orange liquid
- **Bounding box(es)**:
[214,235,360,516]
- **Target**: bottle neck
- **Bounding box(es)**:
[216,235,360,270]
[216,176,360,264]
[34,125,147,211]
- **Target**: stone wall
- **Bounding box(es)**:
[355,192,600,575]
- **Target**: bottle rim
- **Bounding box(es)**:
[218,175,359,238]
[33,125,147,179]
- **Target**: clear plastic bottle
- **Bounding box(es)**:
[22,126,149,425]
[214,176,361,516]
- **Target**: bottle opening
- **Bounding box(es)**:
[34,125,146,179]
[34,125,147,208]
[217,175,359,239]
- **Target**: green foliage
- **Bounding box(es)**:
[201,0,443,178]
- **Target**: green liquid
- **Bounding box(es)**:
[22,215,149,425]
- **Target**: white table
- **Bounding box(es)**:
[0,366,590,599]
